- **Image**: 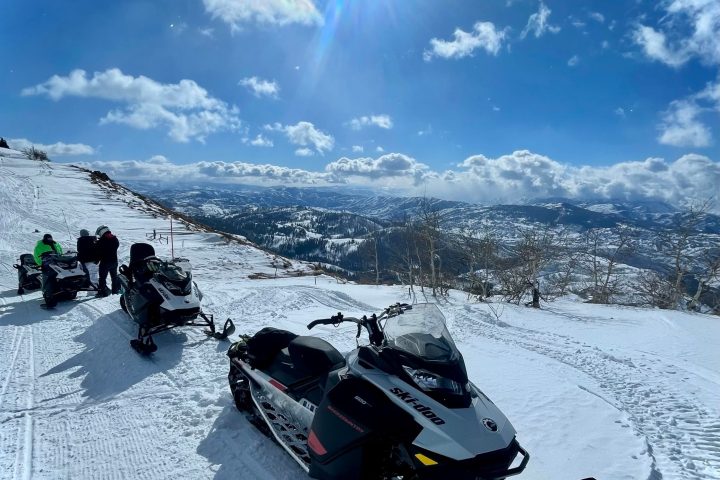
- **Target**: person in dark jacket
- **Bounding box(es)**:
[95,225,120,297]
[77,229,97,285]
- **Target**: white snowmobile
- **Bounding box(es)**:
[118,243,235,354]
[227,303,530,480]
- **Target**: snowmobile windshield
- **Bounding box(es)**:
[382,304,459,362]
[146,259,193,296]
[147,260,190,282]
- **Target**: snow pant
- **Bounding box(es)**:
[80,262,98,288]
[98,260,119,294]
[41,259,58,306]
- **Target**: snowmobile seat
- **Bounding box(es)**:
[126,243,157,284]
[20,254,36,266]
[247,327,298,369]
[130,243,156,267]
[288,336,345,376]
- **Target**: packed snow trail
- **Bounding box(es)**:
[445,302,720,479]
[0,153,719,479]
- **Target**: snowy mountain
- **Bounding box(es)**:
[127,182,720,293]
[127,182,720,233]
[1,152,720,479]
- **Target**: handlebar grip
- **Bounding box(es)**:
[307,313,343,330]
[307,319,328,330]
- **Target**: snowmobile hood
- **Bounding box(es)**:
[350,352,516,461]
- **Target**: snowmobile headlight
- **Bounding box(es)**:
[402,366,464,395]
[414,453,438,466]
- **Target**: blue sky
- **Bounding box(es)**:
[1,0,718,205]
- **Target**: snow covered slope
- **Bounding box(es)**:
[1,155,719,480]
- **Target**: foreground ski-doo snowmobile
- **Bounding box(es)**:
[118,243,235,354]
[35,252,96,308]
[227,303,529,480]
[14,253,42,295]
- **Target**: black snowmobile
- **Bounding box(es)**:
[227,303,529,480]
[14,253,42,295]
[32,252,96,308]
[118,243,235,354]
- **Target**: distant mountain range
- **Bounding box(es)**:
[126,182,720,235]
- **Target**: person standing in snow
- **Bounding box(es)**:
[95,225,120,297]
[77,229,98,285]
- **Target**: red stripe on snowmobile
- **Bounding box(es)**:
[307,430,327,456]
[269,379,287,392]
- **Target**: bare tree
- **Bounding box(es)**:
[546,250,581,298]
[461,226,499,300]
[372,230,380,286]
[22,146,50,161]
[418,198,444,297]
[637,270,675,309]
[656,201,712,308]
[581,226,635,304]
[687,248,720,311]
[497,227,559,306]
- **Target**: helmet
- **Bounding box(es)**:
[42,233,53,242]
[96,225,110,237]
[80,229,90,237]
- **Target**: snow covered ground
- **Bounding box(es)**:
[0,152,719,480]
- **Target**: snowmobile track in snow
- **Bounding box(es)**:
[449,304,720,480]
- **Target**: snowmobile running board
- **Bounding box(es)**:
[130,312,236,354]
[248,380,311,473]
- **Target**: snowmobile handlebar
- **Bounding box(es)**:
[306,303,413,331]
[307,312,364,330]
[307,305,412,347]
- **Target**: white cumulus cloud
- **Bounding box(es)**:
[243,134,274,147]
[265,121,334,154]
[567,55,580,67]
[633,26,689,68]
[589,12,605,23]
[239,76,279,98]
[632,2,720,148]
[295,147,314,157]
[423,21,508,61]
[521,2,561,39]
[22,68,240,143]
[202,0,323,30]
[633,0,720,67]
[347,114,393,130]
[325,153,429,182]
[81,150,720,211]
[8,138,95,156]
[429,150,720,208]
[660,77,720,148]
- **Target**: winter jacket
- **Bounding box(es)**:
[33,240,63,265]
[77,235,98,263]
[97,232,119,263]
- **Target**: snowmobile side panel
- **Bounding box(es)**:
[308,376,421,480]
